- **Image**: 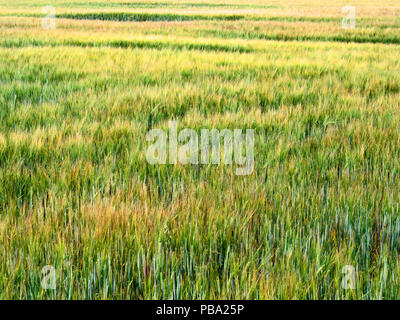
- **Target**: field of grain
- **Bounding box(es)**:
[1,0,400,299]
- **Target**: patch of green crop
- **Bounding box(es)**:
[0,0,400,300]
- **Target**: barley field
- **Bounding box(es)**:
[1,0,400,299]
